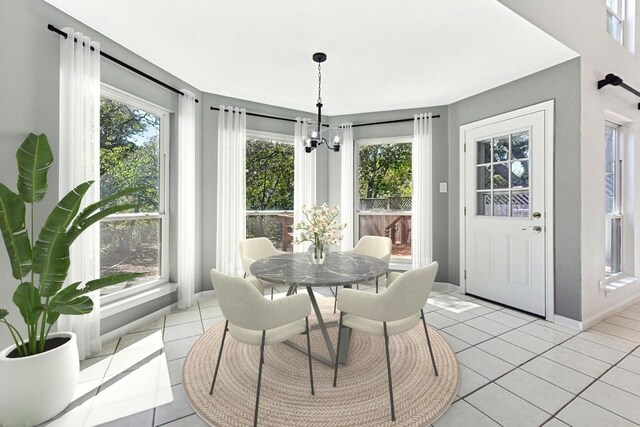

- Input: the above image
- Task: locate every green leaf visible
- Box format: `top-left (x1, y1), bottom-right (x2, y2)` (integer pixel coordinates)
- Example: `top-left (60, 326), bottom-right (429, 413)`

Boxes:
top-left (34, 226), bottom-right (70, 297)
top-left (33, 182), bottom-right (92, 296)
top-left (46, 311), bottom-right (60, 325)
top-left (84, 273), bottom-right (142, 293)
top-left (49, 281), bottom-right (83, 305)
top-left (16, 133), bottom-right (54, 203)
top-left (71, 186), bottom-right (147, 229)
top-left (49, 296), bottom-right (93, 315)
top-left (12, 283), bottom-right (43, 326)
top-left (0, 183), bottom-right (32, 279)
top-left (0, 308), bottom-right (8, 321)
top-left (67, 203), bottom-right (138, 244)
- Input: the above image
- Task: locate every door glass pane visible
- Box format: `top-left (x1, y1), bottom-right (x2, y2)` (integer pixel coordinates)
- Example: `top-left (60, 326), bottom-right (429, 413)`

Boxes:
top-left (511, 191), bottom-right (530, 218)
top-left (477, 140), bottom-right (492, 164)
top-left (100, 218), bottom-right (161, 295)
top-left (493, 192), bottom-right (509, 216)
top-left (477, 192), bottom-right (491, 216)
top-left (511, 131), bottom-right (529, 159)
top-left (493, 163), bottom-right (509, 189)
top-left (493, 136), bottom-right (509, 162)
top-left (511, 161), bottom-right (529, 188)
top-left (477, 165), bottom-right (491, 190)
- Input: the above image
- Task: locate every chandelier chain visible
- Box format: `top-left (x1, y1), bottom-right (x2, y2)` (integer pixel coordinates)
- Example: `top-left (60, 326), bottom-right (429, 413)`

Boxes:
top-left (317, 62), bottom-right (322, 104)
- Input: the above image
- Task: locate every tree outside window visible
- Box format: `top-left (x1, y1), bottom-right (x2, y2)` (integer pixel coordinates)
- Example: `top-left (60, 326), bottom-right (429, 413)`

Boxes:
top-left (245, 135), bottom-right (295, 251)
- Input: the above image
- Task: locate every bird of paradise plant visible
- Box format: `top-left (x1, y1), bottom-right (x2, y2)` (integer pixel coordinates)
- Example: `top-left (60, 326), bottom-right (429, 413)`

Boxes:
top-left (0, 133), bottom-right (144, 357)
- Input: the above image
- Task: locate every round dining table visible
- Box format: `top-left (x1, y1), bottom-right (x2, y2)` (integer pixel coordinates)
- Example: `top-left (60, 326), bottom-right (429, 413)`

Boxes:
top-left (250, 252), bottom-right (388, 366)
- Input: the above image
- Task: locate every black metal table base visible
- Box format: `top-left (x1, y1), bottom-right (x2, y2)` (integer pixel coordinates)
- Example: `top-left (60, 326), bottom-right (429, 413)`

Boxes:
top-left (284, 285), bottom-right (352, 367)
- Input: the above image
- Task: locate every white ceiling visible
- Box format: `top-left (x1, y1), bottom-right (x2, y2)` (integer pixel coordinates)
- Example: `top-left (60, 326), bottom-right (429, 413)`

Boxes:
top-left (44, 0), bottom-right (577, 115)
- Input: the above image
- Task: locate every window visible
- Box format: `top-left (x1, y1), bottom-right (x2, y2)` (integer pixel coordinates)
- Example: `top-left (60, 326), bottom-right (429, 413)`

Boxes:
top-left (356, 138), bottom-right (412, 260)
top-left (476, 131), bottom-right (530, 217)
top-left (607, 0), bottom-right (625, 44)
top-left (605, 121), bottom-right (622, 275)
top-left (99, 86), bottom-right (170, 296)
top-left (246, 131), bottom-right (295, 251)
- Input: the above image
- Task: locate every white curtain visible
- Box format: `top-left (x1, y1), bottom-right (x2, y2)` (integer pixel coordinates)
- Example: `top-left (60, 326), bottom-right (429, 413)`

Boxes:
top-left (412, 113), bottom-right (433, 268)
top-left (340, 123), bottom-right (354, 251)
top-left (293, 118), bottom-right (316, 252)
top-left (57, 28), bottom-right (101, 360)
top-left (177, 90), bottom-right (197, 308)
top-left (216, 106), bottom-right (247, 275)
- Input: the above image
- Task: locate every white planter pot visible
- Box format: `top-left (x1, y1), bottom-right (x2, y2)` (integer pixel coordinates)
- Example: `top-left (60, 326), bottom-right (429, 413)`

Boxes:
top-left (0, 332), bottom-right (79, 427)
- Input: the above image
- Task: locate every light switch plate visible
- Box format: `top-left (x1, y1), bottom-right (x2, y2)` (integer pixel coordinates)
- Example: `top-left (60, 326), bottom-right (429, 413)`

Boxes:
top-left (439, 182), bottom-right (447, 193)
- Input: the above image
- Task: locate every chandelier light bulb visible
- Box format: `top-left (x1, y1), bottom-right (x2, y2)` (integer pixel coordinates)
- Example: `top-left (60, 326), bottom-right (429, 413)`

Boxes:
top-left (311, 130), bottom-right (318, 139)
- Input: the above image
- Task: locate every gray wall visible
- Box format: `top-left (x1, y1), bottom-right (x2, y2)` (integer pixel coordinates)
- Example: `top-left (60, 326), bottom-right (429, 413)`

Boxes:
top-left (200, 93), bottom-right (320, 290)
top-left (0, 0), bottom-right (204, 341)
top-left (448, 58), bottom-right (582, 320)
top-left (0, 0), bottom-right (583, 346)
top-left (327, 107), bottom-right (450, 282)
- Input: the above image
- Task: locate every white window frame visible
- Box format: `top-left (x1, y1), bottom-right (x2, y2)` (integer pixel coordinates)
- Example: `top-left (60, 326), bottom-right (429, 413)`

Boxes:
top-left (355, 136), bottom-right (413, 266)
top-left (604, 120), bottom-right (623, 278)
top-left (99, 84), bottom-right (171, 305)
top-left (606, 0), bottom-right (625, 44)
top-left (245, 130), bottom-right (295, 249)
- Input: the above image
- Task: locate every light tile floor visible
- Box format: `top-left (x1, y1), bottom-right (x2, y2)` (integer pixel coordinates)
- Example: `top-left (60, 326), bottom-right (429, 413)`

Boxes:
top-left (50, 284), bottom-right (640, 426)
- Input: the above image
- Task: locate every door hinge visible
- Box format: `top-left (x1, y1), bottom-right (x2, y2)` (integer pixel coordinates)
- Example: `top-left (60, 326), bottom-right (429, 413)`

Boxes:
top-left (464, 206), bottom-right (466, 216)
top-left (464, 270), bottom-right (467, 280)
top-left (464, 143), bottom-right (466, 153)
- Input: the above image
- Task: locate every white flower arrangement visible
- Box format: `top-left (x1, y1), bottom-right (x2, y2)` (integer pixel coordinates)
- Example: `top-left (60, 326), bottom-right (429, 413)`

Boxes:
top-left (295, 204), bottom-right (347, 251)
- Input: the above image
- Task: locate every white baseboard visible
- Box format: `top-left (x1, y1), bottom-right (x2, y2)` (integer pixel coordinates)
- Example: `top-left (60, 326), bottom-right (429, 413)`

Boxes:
top-left (553, 314), bottom-right (583, 331)
top-left (101, 302), bottom-right (177, 345)
top-left (582, 293), bottom-right (640, 330)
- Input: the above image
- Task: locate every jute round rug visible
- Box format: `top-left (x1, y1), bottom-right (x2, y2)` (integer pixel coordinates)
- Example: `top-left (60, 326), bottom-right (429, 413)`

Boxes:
top-left (183, 297), bottom-right (459, 426)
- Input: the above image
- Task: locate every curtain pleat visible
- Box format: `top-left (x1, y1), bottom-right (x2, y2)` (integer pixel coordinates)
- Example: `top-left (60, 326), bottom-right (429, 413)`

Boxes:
top-left (177, 90), bottom-right (197, 308)
top-left (340, 123), bottom-right (354, 251)
top-left (57, 29), bottom-right (101, 360)
top-left (412, 113), bottom-right (433, 268)
top-left (216, 106), bottom-right (247, 275)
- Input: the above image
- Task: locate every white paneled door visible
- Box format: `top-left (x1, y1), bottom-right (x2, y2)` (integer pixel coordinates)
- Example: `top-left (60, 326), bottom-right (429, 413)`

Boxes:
top-left (462, 106), bottom-right (550, 316)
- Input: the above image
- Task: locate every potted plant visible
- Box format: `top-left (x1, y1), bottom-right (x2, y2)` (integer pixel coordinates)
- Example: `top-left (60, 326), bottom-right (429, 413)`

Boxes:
top-left (0, 133), bottom-right (144, 427)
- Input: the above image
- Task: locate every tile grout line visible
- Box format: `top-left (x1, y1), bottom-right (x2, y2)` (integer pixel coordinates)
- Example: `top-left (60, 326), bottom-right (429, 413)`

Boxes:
top-left (540, 343), bottom-right (640, 426)
top-left (459, 330), bottom-right (583, 425)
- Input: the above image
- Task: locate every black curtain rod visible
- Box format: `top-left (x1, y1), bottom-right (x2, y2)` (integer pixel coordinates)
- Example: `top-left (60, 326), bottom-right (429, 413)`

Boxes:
top-left (210, 106), bottom-right (329, 127)
top-left (210, 106), bottom-right (439, 128)
top-left (48, 24), bottom-right (199, 103)
top-left (598, 73), bottom-right (640, 109)
top-left (352, 115), bottom-right (440, 128)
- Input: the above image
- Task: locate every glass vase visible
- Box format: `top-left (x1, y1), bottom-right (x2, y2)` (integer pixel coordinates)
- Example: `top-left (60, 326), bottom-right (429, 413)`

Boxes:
top-left (307, 244), bottom-right (327, 265)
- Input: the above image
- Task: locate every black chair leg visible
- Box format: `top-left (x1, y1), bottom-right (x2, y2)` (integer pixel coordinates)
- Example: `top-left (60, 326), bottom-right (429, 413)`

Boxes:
top-left (421, 309), bottom-right (438, 376)
top-left (333, 286), bottom-right (338, 314)
top-left (270, 287), bottom-right (274, 300)
top-left (305, 317), bottom-right (315, 395)
top-left (376, 277), bottom-right (379, 294)
top-left (209, 320), bottom-right (229, 395)
top-left (254, 330), bottom-right (266, 427)
top-left (383, 322), bottom-right (396, 421)
top-left (333, 311), bottom-right (345, 387)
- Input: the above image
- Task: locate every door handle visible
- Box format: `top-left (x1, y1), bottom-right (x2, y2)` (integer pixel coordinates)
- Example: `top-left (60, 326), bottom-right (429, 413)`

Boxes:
top-left (522, 226), bottom-right (542, 233)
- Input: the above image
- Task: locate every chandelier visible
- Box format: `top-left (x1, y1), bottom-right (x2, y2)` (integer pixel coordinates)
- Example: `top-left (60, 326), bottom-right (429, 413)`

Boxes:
top-left (304, 52), bottom-right (341, 153)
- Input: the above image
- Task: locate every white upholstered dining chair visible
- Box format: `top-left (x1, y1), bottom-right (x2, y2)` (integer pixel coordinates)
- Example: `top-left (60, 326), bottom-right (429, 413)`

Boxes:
top-left (333, 262), bottom-right (439, 421)
top-left (239, 237), bottom-right (284, 299)
top-left (347, 235), bottom-right (392, 293)
top-left (209, 269), bottom-right (315, 427)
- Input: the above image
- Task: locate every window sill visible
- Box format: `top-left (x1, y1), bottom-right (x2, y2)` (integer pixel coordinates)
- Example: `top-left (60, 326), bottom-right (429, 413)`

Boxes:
top-left (100, 282), bottom-right (177, 318)
top-left (599, 275), bottom-right (639, 294)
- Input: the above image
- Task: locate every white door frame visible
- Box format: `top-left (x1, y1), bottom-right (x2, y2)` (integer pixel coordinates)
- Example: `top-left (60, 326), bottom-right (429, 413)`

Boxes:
top-left (459, 100), bottom-right (555, 321)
